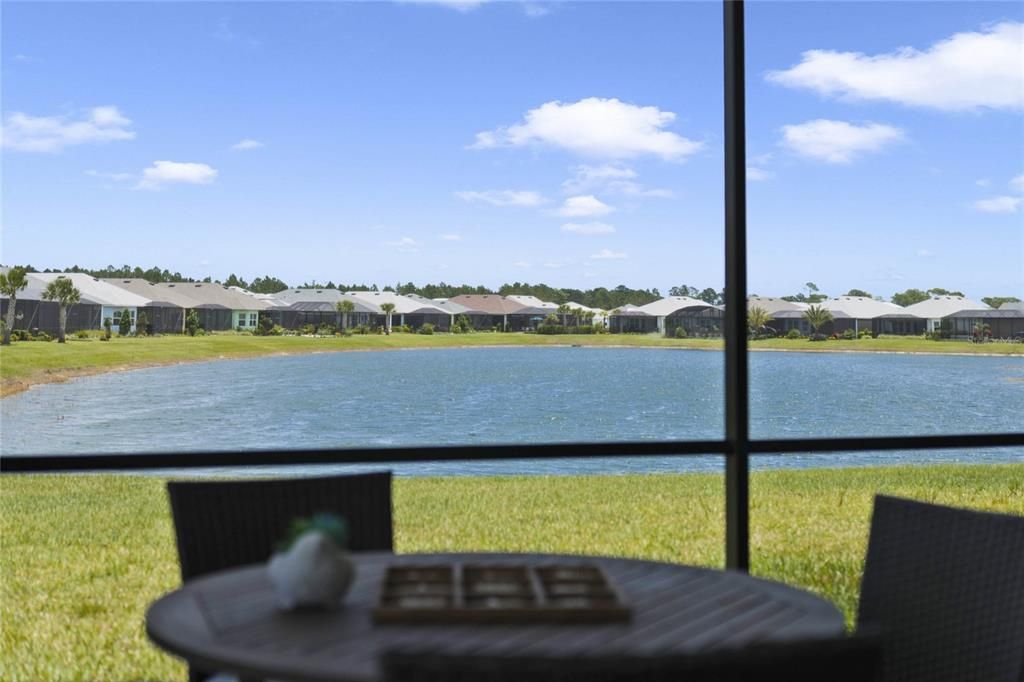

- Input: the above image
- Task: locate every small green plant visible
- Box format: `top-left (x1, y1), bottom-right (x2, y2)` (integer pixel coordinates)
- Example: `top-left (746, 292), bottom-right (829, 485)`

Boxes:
top-left (785, 328), bottom-right (801, 340)
top-left (118, 309), bottom-right (132, 336)
top-left (136, 311), bottom-right (149, 336)
top-left (185, 310), bottom-right (200, 337)
top-left (674, 326), bottom-right (688, 339)
top-left (74, 329), bottom-right (90, 339)
top-left (418, 323), bottom-right (435, 335)
top-left (842, 329), bottom-right (856, 340)
top-left (278, 513), bottom-right (348, 552)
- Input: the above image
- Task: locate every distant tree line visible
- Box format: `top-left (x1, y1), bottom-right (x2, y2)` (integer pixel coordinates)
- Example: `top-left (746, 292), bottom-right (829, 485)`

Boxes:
top-left (5, 265), bottom-right (1019, 309)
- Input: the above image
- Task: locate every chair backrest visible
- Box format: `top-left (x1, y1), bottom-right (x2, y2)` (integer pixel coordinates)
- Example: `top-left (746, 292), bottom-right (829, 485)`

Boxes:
top-left (167, 472), bottom-right (393, 582)
top-left (858, 494), bottom-right (1024, 682)
top-left (381, 635), bottom-right (883, 682)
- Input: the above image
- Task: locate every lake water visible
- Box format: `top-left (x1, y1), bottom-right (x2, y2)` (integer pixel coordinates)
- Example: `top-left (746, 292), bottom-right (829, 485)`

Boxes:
top-left (2, 347), bottom-right (1021, 476)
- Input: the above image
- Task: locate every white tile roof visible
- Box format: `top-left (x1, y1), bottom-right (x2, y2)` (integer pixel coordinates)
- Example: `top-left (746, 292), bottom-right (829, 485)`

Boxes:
top-left (638, 296), bottom-right (720, 317)
top-left (31, 273), bottom-right (152, 308)
top-left (344, 291), bottom-right (448, 315)
top-left (821, 296), bottom-right (914, 319)
top-left (506, 295), bottom-right (558, 309)
top-left (905, 296), bottom-right (991, 318)
top-left (747, 296), bottom-right (809, 314)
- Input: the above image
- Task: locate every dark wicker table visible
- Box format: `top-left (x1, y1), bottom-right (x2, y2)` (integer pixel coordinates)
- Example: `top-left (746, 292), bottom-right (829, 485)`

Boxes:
top-left (147, 552), bottom-right (844, 682)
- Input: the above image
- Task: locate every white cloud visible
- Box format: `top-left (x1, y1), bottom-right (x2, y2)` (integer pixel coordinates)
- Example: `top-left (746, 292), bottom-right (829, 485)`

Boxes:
top-left (232, 138), bottom-right (264, 150)
top-left (14, 54), bottom-right (30, 62)
top-left (455, 189), bottom-right (546, 207)
top-left (556, 195), bottom-right (614, 217)
top-left (440, 233), bottom-right (462, 241)
top-left (137, 161), bottom-right (218, 190)
top-left (543, 262), bottom-right (565, 269)
top-left (747, 167), bottom-right (773, 181)
top-left (917, 249), bottom-right (935, 258)
top-left (471, 97), bottom-right (702, 160)
top-left (766, 21), bottom-right (1024, 112)
top-left (562, 163), bottom-right (673, 197)
top-left (522, 3), bottom-right (550, 18)
top-left (385, 237), bottom-right (419, 252)
top-left (973, 196), bottom-right (1021, 214)
top-left (780, 119), bottom-right (903, 164)
top-left (591, 248), bottom-right (627, 260)
top-left (1011, 175), bottom-right (1024, 192)
top-left (975, 178), bottom-right (992, 187)
top-left (561, 222), bottom-right (616, 235)
top-left (1, 105), bottom-right (135, 152)
top-left (513, 261), bottom-right (531, 268)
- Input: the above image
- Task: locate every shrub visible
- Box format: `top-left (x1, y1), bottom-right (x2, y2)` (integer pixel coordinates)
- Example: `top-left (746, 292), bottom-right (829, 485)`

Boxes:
top-left (118, 309), bottom-right (133, 336)
top-left (536, 323), bottom-right (561, 335)
top-left (352, 324), bottom-right (370, 335)
top-left (859, 329), bottom-right (874, 339)
top-left (74, 329), bottom-right (90, 339)
top-left (418, 323), bottom-right (435, 335)
top-left (185, 310), bottom-right (200, 337)
top-left (842, 329), bottom-right (856, 340)
top-left (136, 311), bottom-right (149, 337)
top-left (451, 314), bottom-right (474, 334)
top-left (32, 331), bottom-right (53, 342)
top-left (299, 323), bottom-right (316, 335)
top-left (317, 323), bottom-right (336, 335)
top-left (809, 333), bottom-right (829, 342)
top-left (785, 328), bottom-right (802, 340)
top-left (674, 326), bottom-right (688, 339)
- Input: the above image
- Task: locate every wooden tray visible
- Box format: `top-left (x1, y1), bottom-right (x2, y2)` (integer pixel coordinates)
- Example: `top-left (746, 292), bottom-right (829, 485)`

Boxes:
top-left (373, 563), bottom-right (631, 624)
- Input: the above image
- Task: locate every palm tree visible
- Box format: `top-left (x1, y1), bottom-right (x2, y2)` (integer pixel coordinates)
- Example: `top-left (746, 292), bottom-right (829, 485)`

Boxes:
top-left (556, 303), bottom-right (571, 326)
top-left (803, 304), bottom-right (833, 336)
top-left (0, 266), bottom-right (28, 345)
top-left (336, 299), bottom-right (355, 330)
top-left (747, 305), bottom-right (773, 337)
top-left (41, 276), bottom-right (81, 343)
top-left (380, 302), bottom-right (396, 335)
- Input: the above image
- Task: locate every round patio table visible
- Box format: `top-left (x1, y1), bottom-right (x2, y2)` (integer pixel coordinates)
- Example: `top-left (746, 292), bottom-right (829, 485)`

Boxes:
top-left (147, 552), bottom-right (844, 682)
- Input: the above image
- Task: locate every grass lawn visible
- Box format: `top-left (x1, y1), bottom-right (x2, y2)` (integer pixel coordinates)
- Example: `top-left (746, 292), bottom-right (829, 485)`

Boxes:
top-left (1, 332), bottom-right (1019, 397)
top-left (1, 464), bottom-right (1021, 681)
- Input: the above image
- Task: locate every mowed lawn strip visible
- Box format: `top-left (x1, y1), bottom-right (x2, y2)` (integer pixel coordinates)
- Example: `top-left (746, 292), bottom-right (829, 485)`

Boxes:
top-left (2, 333), bottom-right (1020, 397)
top-left (2, 464), bottom-right (1021, 680)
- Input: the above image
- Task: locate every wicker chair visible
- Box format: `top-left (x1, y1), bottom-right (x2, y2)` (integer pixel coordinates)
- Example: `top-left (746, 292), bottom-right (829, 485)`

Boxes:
top-left (857, 495), bottom-right (1024, 682)
top-left (381, 634), bottom-right (883, 682)
top-left (167, 471), bottom-right (393, 681)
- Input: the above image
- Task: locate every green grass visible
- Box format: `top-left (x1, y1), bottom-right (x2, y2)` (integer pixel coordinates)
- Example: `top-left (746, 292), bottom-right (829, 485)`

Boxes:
top-left (2, 332), bottom-right (1019, 396)
top-left (1, 465), bottom-right (1021, 681)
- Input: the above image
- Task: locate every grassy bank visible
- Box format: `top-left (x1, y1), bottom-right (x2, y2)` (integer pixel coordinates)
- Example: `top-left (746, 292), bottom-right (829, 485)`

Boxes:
top-left (1, 464), bottom-right (1021, 680)
top-left (2, 332), bottom-right (1019, 397)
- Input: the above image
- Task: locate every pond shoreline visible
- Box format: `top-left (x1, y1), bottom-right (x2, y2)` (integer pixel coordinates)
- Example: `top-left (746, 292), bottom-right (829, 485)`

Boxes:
top-left (2, 337), bottom-right (1020, 399)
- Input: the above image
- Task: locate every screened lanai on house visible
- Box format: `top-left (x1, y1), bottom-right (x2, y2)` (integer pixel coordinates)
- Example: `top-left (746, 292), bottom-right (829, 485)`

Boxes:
top-left (101, 279), bottom-right (188, 334)
top-left (821, 296), bottom-right (924, 336)
top-left (637, 296), bottom-right (724, 337)
top-left (268, 289), bottom-right (380, 329)
top-left (344, 291), bottom-right (451, 330)
top-left (0, 269), bottom-right (103, 335)
top-left (905, 296), bottom-right (991, 333)
top-left (31, 272), bottom-right (151, 333)
top-left (607, 304), bottom-right (657, 333)
top-left (151, 282), bottom-right (270, 331)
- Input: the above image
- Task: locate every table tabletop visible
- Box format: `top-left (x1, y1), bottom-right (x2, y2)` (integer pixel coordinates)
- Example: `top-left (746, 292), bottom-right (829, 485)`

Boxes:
top-left (147, 552), bottom-right (844, 682)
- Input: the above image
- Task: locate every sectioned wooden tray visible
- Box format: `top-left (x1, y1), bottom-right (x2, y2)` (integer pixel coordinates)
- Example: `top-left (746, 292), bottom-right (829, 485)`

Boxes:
top-left (372, 563), bottom-right (631, 624)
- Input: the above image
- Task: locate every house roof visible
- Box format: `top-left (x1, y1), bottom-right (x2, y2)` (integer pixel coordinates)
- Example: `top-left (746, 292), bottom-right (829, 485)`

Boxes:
top-left (905, 296), bottom-right (990, 318)
top-left (999, 301), bottom-right (1024, 311)
top-left (0, 268), bottom-right (52, 302)
top-left (344, 291), bottom-right (449, 315)
top-left (101, 279), bottom-right (191, 308)
top-left (747, 296), bottom-right (809, 314)
top-left (30, 273), bottom-right (152, 308)
top-left (405, 294), bottom-right (481, 315)
top-left (271, 289), bottom-right (379, 313)
top-left (448, 295), bottom-right (527, 315)
top-left (610, 304), bottom-right (653, 317)
top-left (821, 296), bottom-right (913, 320)
top-left (638, 296), bottom-right (720, 317)
top-left (505, 295), bottom-right (558, 310)
top-left (152, 282), bottom-right (271, 310)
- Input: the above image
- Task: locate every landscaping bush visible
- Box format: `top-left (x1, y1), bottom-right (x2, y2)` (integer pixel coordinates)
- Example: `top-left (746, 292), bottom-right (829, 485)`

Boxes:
top-left (299, 324), bottom-right (316, 335)
top-left (74, 330), bottom-right (90, 340)
top-left (535, 323), bottom-right (561, 335)
top-left (674, 326), bottom-right (688, 339)
top-left (418, 323), bottom-right (435, 335)
top-left (118, 309), bottom-right (133, 336)
top-left (842, 329), bottom-right (856, 340)
top-left (859, 329), bottom-right (874, 339)
top-left (317, 323), bottom-right (336, 336)
top-left (184, 310), bottom-right (199, 337)
top-left (785, 329), bottom-right (802, 340)
top-left (32, 331), bottom-right (53, 342)
top-left (810, 333), bottom-right (829, 342)
top-left (352, 324), bottom-right (370, 335)
top-left (451, 314), bottom-right (474, 334)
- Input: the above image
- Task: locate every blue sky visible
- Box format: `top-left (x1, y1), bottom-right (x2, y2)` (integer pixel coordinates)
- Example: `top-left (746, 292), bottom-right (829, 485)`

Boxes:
top-left (2, 1), bottom-right (1022, 300)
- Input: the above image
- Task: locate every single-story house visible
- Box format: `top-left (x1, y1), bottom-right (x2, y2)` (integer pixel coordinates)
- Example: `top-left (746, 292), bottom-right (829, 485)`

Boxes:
top-left (31, 272), bottom-right (151, 333)
top-left (905, 296), bottom-right (990, 333)
top-left (344, 291), bottom-right (451, 331)
top-left (101, 279), bottom-right (189, 333)
top-left (607, 304), bottom-right (657, 333)
top-left (269, 289), bottom-right (381, 329)
top-left (447, 295), bottom-right (530, 331)
top-left (636, 297), bottom-right (724, 337)
top-left (748, 297), bottom-right (809, 335)
top-left (1, 269), bottom-right (104, 335)
top-left (151, 282), bottom-right (270, 331)
top-left (943, 309), bottom-right (1024, 340)
top-left (821, 296), bottom-right (924, 336)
